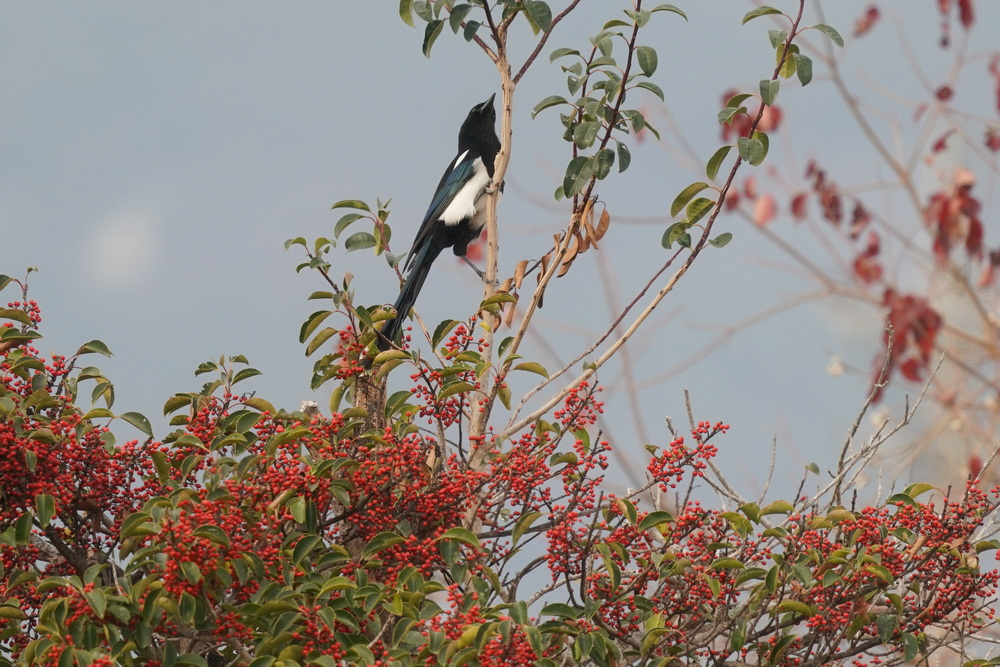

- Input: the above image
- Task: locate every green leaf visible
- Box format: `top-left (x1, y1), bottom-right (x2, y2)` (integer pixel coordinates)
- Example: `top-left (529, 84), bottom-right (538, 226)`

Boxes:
top-left (616, 140), bottom-right (632, 173)
top-left (344, 231), bottom-right (377, 252)
top-left (866, 563), bottom-right (894, 584)
top-left (512, 361), bottom-right (549, 379)
top-left (523, 1), bottom-right (552, 32)
top-left (737, 136), bottom-right (765, 166)
top-left (449, 4), bottom-right (474, 33)
top-left (334, 213), bottom-right (366, 238)
top-left (438, 381), bottom-right (476, 401)
top-left (902, 482), bottom-right (935, 499)
top-left (439, 527), bottom-right (481, 548)
top-left (661, 222), bottom-right (691, 249)
top-left (768, 29), bottom-right (788, 49)
top-left (399, 0), bottom-right (415, 26)
top-left (793, 53), bottom-right (812, 86)
top-left (563, 156), bottom-right (595, 197)
top-left (760, 500), bottom-right (794, 516)
top-left (902, 633), bottom-right (920, 661)
top-left (759, 79), bottom-right (780, 106)
top-left (76, 339), bottom-right (112, 357)
top-left (634, 80), bottom-right (664, 101)
top-left (635, 45), bottom-right (657, 77)
top-left (532, 95), bottom-right (568, 118)
top-left (422, 19), bottom-right (444, 57)
top-left (686, 197), bottom-right (715, 225)
top-left (331, 199), bottom-right (371, 212)
top-left (550, 47), bottom-right (581, 62)
top-left (573, 121), bottom-right (601, 149)
top-left (876, 613), bottom-right (898, 642)
top-left (512, 511), bottom-right (543, 546)
top-left (541, 603), bottom-right (579, 619)
top-left (463, 20), bottom-right (481, 41)
top-left (726, 93), bottom-right (754, 109)
top-left (708, 557), bottom-right (744, 570)
top-left (244, 397), bottom-right (276, 414)
top-left (14, 512), bottom-right (32, 545)
top-left (650, 4), bottom-right (687, 19)
top-left (35, 493), bottom-right (55, 529)
top-left (432, 319), bottom-right (462, 348)
top-left (812, 23), bottom-right (844, 47)
top-left (709, 232), bottom-right (733, 248)
top-left (670, 182), bottom-right (709, 217)
top-left (120, 411), bottom-right (153, 438)
top-left (362, 532), bottom-right (405, 559)
top-left (742, 6), bottom-right (783, 24)
top-left (637, 510), bottom-right (674, 532)
top-left (777, 600), bottom-right (814, 617)
top-left (305, 327), bottom-right (337, 357)
top-left (886, 493), bottom-right (919, 508)
top-left (0, 308), bottom-right (30, 326)
top-left (706, 145), bottom-right (731, 180)
top-left (594, 147), bottom-right (615, 180)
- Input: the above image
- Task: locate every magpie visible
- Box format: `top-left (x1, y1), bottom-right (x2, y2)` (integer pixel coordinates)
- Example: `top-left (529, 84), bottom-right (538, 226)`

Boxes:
top-left (375, 94), bottom-right (502, 352)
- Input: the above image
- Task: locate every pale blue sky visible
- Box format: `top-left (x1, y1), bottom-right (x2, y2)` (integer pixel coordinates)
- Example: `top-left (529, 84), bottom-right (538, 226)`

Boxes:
top-left (2, 2), bottom-right (997, 496)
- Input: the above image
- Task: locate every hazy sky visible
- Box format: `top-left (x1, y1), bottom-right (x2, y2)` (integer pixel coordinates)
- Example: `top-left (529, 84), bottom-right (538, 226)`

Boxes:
top-left (2, 2), bottom-right (997, 497)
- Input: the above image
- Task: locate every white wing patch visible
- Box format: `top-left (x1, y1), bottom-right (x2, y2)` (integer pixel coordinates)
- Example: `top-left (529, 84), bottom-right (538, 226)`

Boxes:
top-left (440, 155), bottom-right (491, 227)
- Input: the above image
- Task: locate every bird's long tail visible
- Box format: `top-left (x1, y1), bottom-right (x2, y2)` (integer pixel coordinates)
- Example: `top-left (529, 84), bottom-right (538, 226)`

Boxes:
top-left (376, 242), bottom-right (443, 352)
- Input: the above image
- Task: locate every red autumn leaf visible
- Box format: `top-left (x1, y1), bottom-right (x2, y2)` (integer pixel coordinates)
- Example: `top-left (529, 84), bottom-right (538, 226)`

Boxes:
top-left (852, 232), bottom-right (883, 285)
top-left (990, 56), bottom-right (1000, 115)
top-left (790, 192), bottom-right (809, 221)
top-left (969, 454), bottom-right (983, 480)
top-left (931, 129), bottom-right (955, 153)
top-left (724, 187), bottom-right (740, 211)
top-left (900, 358), bottom-right (924, 382)
top-left (849, 201), bottom-right (872, 239)
top-left (853, 5), bottom-right (880, 37)
top-left (819, 185), bottom-right (842, 226)
top-left (753, 194), bottom-right (776, 227)
top-left (879, 289), bottom-right (943, 393)
top-left (957, 0), bottom-right (974, 28)
top-left (986, 127), bottom-right (1000, 152)
top-left (757, 105), bottom-right (783, 132)
top-left (935, 85), bottom-right (954, 102)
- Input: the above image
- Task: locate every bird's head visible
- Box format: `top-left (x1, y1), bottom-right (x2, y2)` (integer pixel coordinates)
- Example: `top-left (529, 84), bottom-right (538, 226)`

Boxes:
top-left (458, 93), bottom-right (499, 153)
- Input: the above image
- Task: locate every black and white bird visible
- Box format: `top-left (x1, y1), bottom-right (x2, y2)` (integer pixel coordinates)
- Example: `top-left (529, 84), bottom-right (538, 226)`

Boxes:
top-left (376, 94), bottom-right (502, 352)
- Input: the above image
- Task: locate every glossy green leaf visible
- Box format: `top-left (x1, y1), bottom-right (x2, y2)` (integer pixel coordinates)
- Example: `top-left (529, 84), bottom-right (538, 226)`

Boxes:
top-left (793, 53), bottom-right (813, 86)
top-left (670, 182), bottom-right (709, 217)
top-left (76, 339), bottom-right (112, 357)
top-left (759, 78), bottom-right (780, 106)
top-left (532, 95), bottom-right (568, 118)
top-left (812, 23), bottom-right (844, 47)
top-left (399, 0), bottom-right (415, 27)
top-left (709, 232), bottom-right (733, 248)
top-left (344, 231), bottom-right (377, 252)
top-left (524, 1), bottom-right (552, 32)
top-left (706, 145), bottom-right (731, 180)
top-left (742, 6), bottom-right (782, 24)
top-left (120, 411), bottom-right (153, 438)
top-left (439, 527), bottom-right (481, 548)
top-left (636, 45), bottom-right (657, 77)
top-left (35, 493), bottom-right (55, 529)
top-left (331, 199), bottom-right (371, 212)
top-left (422, 19), bottom-right (444, 57)
top-left (512, 361), bottom-right (549, 379)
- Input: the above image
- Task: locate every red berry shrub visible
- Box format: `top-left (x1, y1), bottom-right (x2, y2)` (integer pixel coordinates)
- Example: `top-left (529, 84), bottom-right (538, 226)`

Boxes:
top-left (1, 283), bottom-right (999, 665)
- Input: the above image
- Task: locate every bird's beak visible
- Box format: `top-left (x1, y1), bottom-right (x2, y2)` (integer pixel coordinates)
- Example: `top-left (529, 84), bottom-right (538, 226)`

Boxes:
top-left (483, 93), bottom-right (496, 109)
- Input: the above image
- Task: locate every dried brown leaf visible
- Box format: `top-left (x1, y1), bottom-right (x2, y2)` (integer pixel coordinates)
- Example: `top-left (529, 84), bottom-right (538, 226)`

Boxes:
top-left (513, 260), bottom-right (528, 289)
